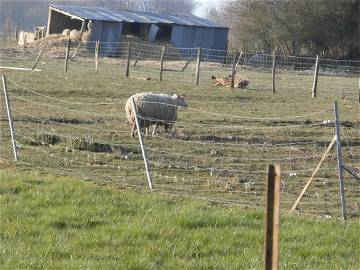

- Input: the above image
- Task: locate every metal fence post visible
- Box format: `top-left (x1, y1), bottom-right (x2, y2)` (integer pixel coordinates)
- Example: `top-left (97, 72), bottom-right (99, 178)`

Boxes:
top-left (195, 47), bottom-right (202, 86)
top-left (334, 100), bottom-right (347, 220)
top-left (264, 164), bottom-right (281, 270)
top-left (159, 45), bottom-right (166, 81)
top-left (131, 97), bottom-right (153, 191)
top-left (64, 38), bottom-right (70, 73)
top-left (1, 76), bottom-right (18, 161)
top-left (125, 42), bottom-right (131, 77)
top-left (312, 55), bottom-right (320, 98)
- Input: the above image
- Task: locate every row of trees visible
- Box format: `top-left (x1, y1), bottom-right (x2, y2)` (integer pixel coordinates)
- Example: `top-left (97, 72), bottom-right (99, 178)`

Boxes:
top-left (207, 0), bottom-right (359, 59)
top-left (2, 0), bottom-right (358, 59)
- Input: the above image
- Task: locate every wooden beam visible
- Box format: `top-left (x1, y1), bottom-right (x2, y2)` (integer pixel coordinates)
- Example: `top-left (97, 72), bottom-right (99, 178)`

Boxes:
top-left (291, 136), bottom-right (336, 211)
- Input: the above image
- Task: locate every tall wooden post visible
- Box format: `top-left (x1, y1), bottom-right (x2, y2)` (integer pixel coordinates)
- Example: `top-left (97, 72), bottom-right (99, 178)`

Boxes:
top-left (272, 52), bottom-right (276, 94)
top-left (334, 101), bottom-right (347, 220)
top-left (1, 76), bottom-right (18, 161)
top-left (312, 55), bottom-right (320, 98)
top-left (159, 45), bottom-right (166, 81)
top-left (64, 38), bottom-right (70, 73)
top-left (125, 42), bottom-right (131, 77)
top-left (195, 47), bottom-right (202, 86)
top-left (358, 77), bottom-right (360, 102)
top-left (131, 98), bottom-right (153, 191)
top-left (230, 51), bottom-right (238, 89)
top-left (95, 41), bottom-right (100, 72)
top-left (264, 164), bottom-right (281, 270)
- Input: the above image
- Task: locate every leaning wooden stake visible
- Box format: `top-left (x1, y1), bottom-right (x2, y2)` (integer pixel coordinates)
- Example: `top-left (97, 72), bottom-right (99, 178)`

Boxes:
top-left (334, 101), bottom-right (347, 220)
top-left (1, 76), bottom-right (18, 161)
top-left (159, 46), bottom-right (166, 81)
top-left (125, 42), bottom-right (131, 77)
top-left (64, 38), bottom-right (70, 73)
top-left (195, 47), bottom-right (202, 86)
top-left (235, 51), bottom-right (243, 73)
top-left (32, 41), bottom-right (47, 70)
top-left (264, 164), bottom-right (281, 270)
top-left (131, 97), bottom-right (153, 191)
top-left (312, 54), bottom-right (320, 98)
top-left (95, 41), bottom-right (100, 72)
top-left (272, 52), bottom-right (276, 93)
top-left (181, 58), bottom-right (192, 72)
top-left (291, 136), bottom-right (336, 211)
top-left (230, 52), bottom-right (238, 89)
top-left (133, 49), bottom-right (143, 68)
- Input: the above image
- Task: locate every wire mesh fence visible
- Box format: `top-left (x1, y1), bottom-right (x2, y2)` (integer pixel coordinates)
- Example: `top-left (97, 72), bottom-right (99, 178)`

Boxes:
top-left (1, 76), bottom-right (359, 218)
top-left (0, 40), bottom-right (359, 100)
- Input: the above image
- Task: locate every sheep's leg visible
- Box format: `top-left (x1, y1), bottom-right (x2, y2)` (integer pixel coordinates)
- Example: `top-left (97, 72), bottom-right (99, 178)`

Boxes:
top-left (152, 124), bottom-right (158, 137)
top-left (131, 124), bottom-right (136, 138)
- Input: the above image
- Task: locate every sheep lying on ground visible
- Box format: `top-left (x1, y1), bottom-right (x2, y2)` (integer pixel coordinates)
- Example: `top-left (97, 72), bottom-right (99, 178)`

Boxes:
top-left (211, 74), bottom-right (250, 89)
top-left (125, 93), bottom-right (188, 138)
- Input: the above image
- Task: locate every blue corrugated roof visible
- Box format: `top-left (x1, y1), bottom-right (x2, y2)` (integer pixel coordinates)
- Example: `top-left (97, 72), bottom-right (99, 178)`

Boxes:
top-left (50, 4), bottom-right (227, 28)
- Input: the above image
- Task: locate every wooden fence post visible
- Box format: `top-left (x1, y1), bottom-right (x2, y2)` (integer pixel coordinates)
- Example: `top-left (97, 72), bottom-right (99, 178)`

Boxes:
top-left (272, 52), bottom-right (276, 94)
top-left (131, 97), bottom-right (153, 191)
top-left (95, 41), bottom-right (100, 72)
top-left (125, 42), bottom-right (131, 77)
top-left (32, 41), bottom-right (47, 70)
top-left (312, 55), bottom-right (320, 98)
top-left (264, 164), bottom-right (281, 270)
top-left (159, 45), bottom-right (166, 81)
top-left (64, 38), bottom-right (70, 73)
top-left (358, 77), bottom-right (360, 102)
top-left (231, 51), bottom-right (238, 89)
top-left (334, 101), bottom-right (347, 220)
top-left (1, 76), bottom-right (18, 161)
top-left (195, 47), bottom-right (202, 86)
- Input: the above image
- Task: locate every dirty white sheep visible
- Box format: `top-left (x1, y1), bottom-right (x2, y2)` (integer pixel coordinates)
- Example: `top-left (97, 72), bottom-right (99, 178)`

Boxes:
top-left (125, 93), bottom-right (188, 138)
top-left (62, 29), bottom-right (70, 36)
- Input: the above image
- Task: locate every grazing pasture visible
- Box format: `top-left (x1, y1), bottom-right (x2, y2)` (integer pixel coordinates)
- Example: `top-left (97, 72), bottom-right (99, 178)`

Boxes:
top-left (0, 41), bottom-right (359, 269)
top-left (0, 50), bottom-right (358, 218)
top-left (0, 169), bottom-right (359, 269)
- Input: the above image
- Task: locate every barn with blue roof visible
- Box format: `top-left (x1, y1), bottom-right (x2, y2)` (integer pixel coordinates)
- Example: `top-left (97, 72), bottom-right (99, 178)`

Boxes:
top-left (46, 4), bottom-right (229, 52)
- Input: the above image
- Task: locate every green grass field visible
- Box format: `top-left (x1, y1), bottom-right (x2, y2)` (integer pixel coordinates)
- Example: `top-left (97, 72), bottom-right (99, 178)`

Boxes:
top-left (0, 45), bottom-right (359, 268)
top-left (1, 169), bottom-right (359, 269)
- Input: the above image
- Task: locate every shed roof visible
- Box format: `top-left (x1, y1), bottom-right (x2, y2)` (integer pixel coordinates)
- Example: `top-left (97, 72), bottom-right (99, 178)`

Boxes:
top-left (50, 4), bottom-right (227, 29)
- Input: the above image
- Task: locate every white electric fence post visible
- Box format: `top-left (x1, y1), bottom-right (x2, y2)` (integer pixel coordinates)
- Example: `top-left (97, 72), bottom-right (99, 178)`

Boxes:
top-left (334, 100), bottom-right (347, 220)
top-left (131, 97), bottom-right (153, 191)
top-left (1, 76), bottom-right (18, 161)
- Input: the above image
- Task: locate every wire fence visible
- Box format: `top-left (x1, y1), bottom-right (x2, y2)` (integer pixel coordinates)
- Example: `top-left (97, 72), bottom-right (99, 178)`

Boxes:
top-left (0, 40), bottom-right (359, 101)
top-left (1, 77), bottom-right (359, 219)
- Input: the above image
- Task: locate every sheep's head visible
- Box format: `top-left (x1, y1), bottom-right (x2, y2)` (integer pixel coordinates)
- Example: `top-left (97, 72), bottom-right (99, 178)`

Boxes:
top-left (172, 94), bottom-right (188, 108)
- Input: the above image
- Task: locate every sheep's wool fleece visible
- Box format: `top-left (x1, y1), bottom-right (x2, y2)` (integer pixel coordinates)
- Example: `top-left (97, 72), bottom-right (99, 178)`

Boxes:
top-left (126, 93), bottom-right (178, 124)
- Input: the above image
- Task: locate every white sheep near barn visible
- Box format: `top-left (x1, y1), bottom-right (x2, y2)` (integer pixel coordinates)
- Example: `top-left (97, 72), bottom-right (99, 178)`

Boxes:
top-left (125, 93), bottom-right (188, 138)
